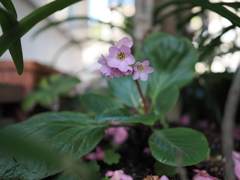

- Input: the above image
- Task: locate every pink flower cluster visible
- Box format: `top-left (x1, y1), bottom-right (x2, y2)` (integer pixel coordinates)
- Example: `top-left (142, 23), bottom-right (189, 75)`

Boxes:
top-left (223, 151), bottom-right (240, 179)
top-left (85, 146), bottom-right (105, 161)
top-left (98, 37), bottom-right (154, 81)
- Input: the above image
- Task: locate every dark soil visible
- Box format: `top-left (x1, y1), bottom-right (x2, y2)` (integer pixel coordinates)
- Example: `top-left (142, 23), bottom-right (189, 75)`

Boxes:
top-left (98, 121), bottom-right (240, 180)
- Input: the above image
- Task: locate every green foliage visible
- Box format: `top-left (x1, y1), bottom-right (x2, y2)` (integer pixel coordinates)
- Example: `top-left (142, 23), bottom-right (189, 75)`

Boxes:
top-left (103, 149), bottom-right (121, 165)
top-left (154, 161), bottom-right (176, 177)
top-left (135, 33), bottom-right (197, 99)
top-left (102, 177), bottom-right (111, 180)
top-left (97, 107), bottom-right (158, 124)
top-left (88, 161), bottom-right (100, 172)
top-left (81, 93), bottom-right (123, 115)
top-left (107, 75), bottom-right (147, 108)
top-left (149, 128), bottom-right (208, 166)
top-left (0, 7), bottom-right (23, 74)
top-left (0, 112), bottom-right (108, 179)
top-left (0, 0), bottom-right (83, 73)
top-left (22, 75), bottom-right (80, 111)
top-left (154, 86), bottom-right (179, 115)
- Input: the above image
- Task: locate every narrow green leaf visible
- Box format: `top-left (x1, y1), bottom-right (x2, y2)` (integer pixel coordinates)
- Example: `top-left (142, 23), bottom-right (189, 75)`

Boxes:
top-left (0, 0), bottom-right (17, 18)
top-left (0, 112), bottom-right (108, 179)
top-left (0, 8), bottom-right (23, 74)
top-left (81, 94), bottom-right (123, 115)
top-left (0, 0), bottom-right (82, 57)
top-left (103, 149), bottom-right (121, 165)
top-left (154, 86), bottom-right (179, 116)
top-left (97, 107), bottom-right (158, 124)
top-left (107, 76), bottom-right (147, 108)
top-left (149, 128), bottom-right (209, 166)
top-left (154, 161), bottom-right (176, 177)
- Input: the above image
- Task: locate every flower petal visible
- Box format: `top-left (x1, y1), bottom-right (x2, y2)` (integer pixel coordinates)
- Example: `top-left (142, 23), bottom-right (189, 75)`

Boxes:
top-left (125, 54), bottom-right (135, 65)
top-left (120, 46), bottom-right (131, 54)
top-left (118, 61), bottom-right (128, 72)
top-left (145, 66), bottom-right (154, 73)
top-left (139, 72), bottom-right (148, 81)
top-left (107, 57), bottom-right (120, 68)
top-left (109, 46), bottom-right (119, 56)
top-left (133, 71), bottom-right (139, 80)
top-left (142, 60), bottom-right (150, 66)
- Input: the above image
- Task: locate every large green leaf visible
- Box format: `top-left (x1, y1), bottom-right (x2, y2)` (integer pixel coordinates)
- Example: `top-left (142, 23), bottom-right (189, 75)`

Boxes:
top-left (0, 112), bottom-right (108, 179)
top-left (154, 86), bottom-right (179, 115)
top-left (0, 7), bottom-right (23, 74)
top-left (81, 94), bottom-right (123, 115)
top-left (107, 76), bottom-right (147, 108)
top-left (0, 0), bottom-right (82, 73)
top-left (154, 161), bottom-right (176, 177)
top-left (97, 107), bottom-right (158, 124)
top-left (135, 33), bottom-right (197, 99)
top-left (149, 128), bottom-right (208, 166)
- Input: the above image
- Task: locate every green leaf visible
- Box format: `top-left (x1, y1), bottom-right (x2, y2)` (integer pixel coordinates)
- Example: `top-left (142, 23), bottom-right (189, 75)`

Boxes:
top-left (0, 112), bottom-right (108, 179)
top-left (81, 93), bottom-right (123, 115)
top-left (88, 161), bottom-right (100, 172)
top-left (103, 149), bottom-right (121, 165)
top-left (154, 161), bottom-right (176, 177)
top-left (0, 0), bottom-right (82, 72)
top-left (97, 107), bottom-right (158, 124)
top-left (0, 0), bottom-right (17, 18)
top-left (102, 177), bottom-right (111, 180)
top-left (149, 128), bottom-right (209, 166)
top-left (135, 33), bottom-right (197, 99)
top-left (0, 7), bottom-right (23, 74)
top-left (154, 0), bottom-right (240, 28)
top-left (107, 76), bottom-right (147, 108)
top-left (154, 86), bottom-right (179, 115)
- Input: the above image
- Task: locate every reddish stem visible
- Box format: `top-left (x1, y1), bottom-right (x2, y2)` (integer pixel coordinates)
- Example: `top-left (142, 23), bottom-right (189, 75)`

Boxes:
top-left (135, 80), bottom-right (148, 114)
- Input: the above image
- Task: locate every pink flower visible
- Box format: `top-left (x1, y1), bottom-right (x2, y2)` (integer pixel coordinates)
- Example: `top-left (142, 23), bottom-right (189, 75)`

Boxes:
top-left (180, 114), bottom-right (191, 125)
top-left (107, 46), bottom-right (135, 72)
top-left (235, 163), bottom-right (240, 180)
top-left (105, 170), bottom-right (133, 180)
top-left (105, 123), bottom-right (129, 144)
top-left (85, 146), bottom-right (105, 160)
top-left (192, 170), bottom-right (218, 180)
top-left (133, 61), bottom-right (154, 81)
top-left (143, 175), bottom-right (169, 180)
top-left (98, 55), bottom-right (112, 77)
top-left (117, 37), bottom-right (133, 48)
top-left (143, 147), bottom-right (151, 155)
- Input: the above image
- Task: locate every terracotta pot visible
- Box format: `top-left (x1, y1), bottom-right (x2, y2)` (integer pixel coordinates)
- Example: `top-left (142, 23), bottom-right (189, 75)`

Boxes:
top-left (0, 61), bottom-right (61, 100)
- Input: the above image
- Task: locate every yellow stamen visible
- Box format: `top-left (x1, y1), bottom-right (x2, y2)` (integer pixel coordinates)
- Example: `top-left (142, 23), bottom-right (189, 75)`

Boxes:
top-left (117, 52), bottom-right (126, 60)
top-left (137, 64), bottom-right (144, 70)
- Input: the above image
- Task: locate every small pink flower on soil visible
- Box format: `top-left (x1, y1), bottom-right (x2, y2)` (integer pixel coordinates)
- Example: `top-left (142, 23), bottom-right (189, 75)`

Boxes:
top-left (105, 170), bottom-right (133, 180)
top-left (192, 169), bottom-right (218, 180)
top-left (133, 61), bottom-right (154, 81)
top-left (107, 46), bottom-right (135, 72)
top-left (116, 37), bottom-right (133, 48)
top-left (180, 114), bottom-right (191, 125)
top-left (235, 163), bottom-right (240, 180)
top-left (105, 122), bottom-right (129, 144)
top-left (85, 146), bottom-right (105, 160)
top-left (143, 175), bottom-right (169, 180)
top-left (143, 147), bottom-right (151, 155)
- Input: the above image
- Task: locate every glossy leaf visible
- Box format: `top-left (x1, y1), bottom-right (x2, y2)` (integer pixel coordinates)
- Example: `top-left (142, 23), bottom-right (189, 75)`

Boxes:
top-left (81, 94), bottom-right (123, 115)
top-left (0, 0), bottom-right (82, 72)
top-left (107, 76), bottom-right (147, 108)
top-left (0, 0), bottom-right (17, 18)
top-left (154, 86), bottom-right (179, 115)
top-left (97, 107), bottom-right (158, 124)
top-left (0, 7), bottom-right (23, 74)
top-left (0, 112), bottom-right (108, 179)
top-left (135, 33), bottom-right (197, 99)
top-left (154, 161), bottom-right (176, 177)
top-left (149, 128), bottom-right (208, 166)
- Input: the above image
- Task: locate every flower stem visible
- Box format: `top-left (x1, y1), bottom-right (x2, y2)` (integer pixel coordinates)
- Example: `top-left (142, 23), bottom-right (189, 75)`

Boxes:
top-left (135, 80), bottom-right (148, 114)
